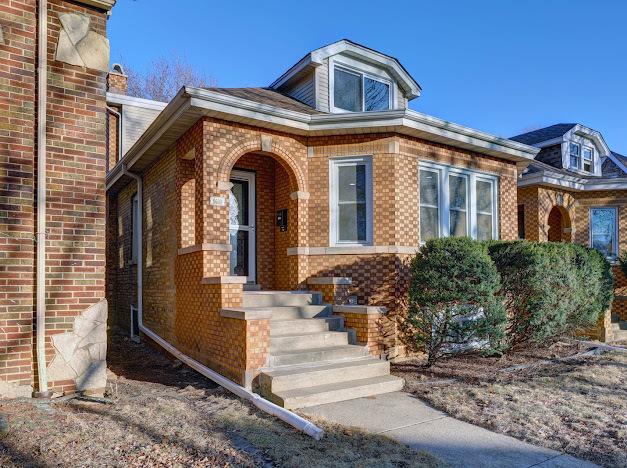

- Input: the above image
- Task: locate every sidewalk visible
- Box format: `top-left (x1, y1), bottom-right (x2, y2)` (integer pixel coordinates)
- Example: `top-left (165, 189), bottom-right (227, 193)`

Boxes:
top-left (300, 392), bottom-right (597, 468)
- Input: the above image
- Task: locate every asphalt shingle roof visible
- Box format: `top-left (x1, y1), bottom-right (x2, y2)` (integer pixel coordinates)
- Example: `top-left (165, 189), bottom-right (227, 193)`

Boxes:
top-left (510, 124), bottom-right (577, 145)
top-left (205, 87), bottom-right (322, 115)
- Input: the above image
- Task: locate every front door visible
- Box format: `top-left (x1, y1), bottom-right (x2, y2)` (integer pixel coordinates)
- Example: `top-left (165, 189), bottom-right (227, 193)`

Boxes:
top-left (229, 170), bottom-right (256, 283)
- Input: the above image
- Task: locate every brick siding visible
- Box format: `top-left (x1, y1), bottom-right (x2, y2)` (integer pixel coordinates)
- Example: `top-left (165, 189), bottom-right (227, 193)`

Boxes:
top-left (1, 0), bottom-right (110, 396)
top-left (107, 116), bottom-right (520, 381)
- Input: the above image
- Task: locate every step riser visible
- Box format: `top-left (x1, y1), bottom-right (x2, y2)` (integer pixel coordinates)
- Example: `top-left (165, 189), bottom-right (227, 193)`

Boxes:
top-left (261, 361), bottom-right (390, 394)
top-left (268, 347), bottom-right (369, 367)
top-left (270, 332), bottom-right (348, 353)
top-left (272, 378), bottom-right (405, 410)
top-left (243, 292), bottom-right (322, 307)
top-left (268, 306), bottom-right (331, 321)
top-left (270, 317), bottom-right (343, 336)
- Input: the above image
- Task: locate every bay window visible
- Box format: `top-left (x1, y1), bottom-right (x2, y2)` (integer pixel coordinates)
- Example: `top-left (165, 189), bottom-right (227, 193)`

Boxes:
top-left (590, 207), bottom-right (617, 258)
top-left (419, 163), bottom-right (498, 242)
top-left (333, 65), bottom-right (391, 112)
top-left (330, 157), bottom-right (373, 245)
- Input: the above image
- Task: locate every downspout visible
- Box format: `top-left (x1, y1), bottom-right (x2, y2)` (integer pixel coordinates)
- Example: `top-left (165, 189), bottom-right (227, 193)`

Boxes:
top-left (121, 166), bottom-right (322, 439)
top-left (34, 0), bottom-right (51, 398)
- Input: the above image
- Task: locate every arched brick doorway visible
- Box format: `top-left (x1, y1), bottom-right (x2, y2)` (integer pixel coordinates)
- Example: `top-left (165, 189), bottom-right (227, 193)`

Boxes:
top-left (547, 205), bottom-right (572, 242)
top-left (227, 151), bottom-right (303, 290)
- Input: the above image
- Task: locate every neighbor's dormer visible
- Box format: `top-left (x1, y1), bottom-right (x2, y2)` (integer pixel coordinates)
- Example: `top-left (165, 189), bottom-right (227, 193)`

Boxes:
top-left (269, 39), bottom-right (421, 113)
top-left (511, 123), bottom-right (622, 177)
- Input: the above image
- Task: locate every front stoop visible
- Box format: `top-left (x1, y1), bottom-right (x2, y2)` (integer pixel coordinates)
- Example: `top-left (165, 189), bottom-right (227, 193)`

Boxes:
top-left (243, 290), bottom-right (404, 409)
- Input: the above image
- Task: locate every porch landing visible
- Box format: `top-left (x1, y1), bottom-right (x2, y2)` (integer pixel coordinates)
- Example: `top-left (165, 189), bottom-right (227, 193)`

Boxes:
top-left (244, 290), bottom-right (404, 409)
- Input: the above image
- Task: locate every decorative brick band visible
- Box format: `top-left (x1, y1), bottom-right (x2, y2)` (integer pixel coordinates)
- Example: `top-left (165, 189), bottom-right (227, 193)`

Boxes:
top-left (307, 277), bottom-right (352, 285)
top-left (333, 305), bottom-right (387, 315)
top-left (286, 246), bottom-right (420, 256)
top-left (290, 191), bottom-right (310, 200)
top-left (201, 276), bottom-right (248, 284)
top-left (178, 243), bottom-right (232, 255)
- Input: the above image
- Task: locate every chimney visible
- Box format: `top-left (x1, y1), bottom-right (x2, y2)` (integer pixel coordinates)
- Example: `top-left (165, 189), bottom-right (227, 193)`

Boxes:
top-left (107, 63), bottom-right (128, 94)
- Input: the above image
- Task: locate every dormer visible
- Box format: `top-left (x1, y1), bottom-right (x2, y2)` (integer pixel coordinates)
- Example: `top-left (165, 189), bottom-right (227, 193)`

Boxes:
top-left (511, 123), bottom-right (625, 178)
top-left (269, 39), bottom-right (421, 113)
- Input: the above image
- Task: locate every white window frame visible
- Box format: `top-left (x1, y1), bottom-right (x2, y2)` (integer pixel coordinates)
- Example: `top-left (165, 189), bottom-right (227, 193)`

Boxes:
top-left (329, 156), bottom-right (373, 246)
top-left (419, 168), bottom-right (441, 240)
top-left (569, 142), bottom-right (581, 170)
top-left (582, 146), bottom-right (594, 173)
top-left (589, 206), bottom-right (618, 259)
top-left (448, 172), bottom-right (470, 237)
top-left (131, 193), bottom-right (139, 264)
top-left (330, 60), bottom-right (394, 113)
top-left (419, 162), bottom-right (499, 242)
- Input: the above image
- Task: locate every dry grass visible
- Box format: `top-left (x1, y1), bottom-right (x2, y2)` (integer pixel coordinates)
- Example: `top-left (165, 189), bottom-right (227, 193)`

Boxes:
top-left (393, 345), bottom-right (627, 468)
top-left (0, 334), bottom-right (441, 468)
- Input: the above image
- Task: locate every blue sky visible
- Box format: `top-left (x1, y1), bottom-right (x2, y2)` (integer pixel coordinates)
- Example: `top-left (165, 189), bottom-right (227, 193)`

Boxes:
top-left (109, 0), bottom-right (627, 153)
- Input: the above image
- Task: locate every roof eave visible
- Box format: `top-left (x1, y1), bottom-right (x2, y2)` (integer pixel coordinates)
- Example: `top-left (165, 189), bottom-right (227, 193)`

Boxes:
top-left (106, 87), bottom-right (539, 190)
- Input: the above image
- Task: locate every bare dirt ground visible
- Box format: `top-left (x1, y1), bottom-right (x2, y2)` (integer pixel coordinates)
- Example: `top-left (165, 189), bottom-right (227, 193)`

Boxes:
top-left (392, 341), bottom-right (627, 467)
top-left (0, 333), bottom-right (441, 468)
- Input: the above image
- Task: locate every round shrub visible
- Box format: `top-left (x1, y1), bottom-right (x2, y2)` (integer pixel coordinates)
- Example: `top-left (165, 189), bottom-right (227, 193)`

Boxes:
top-left (408, 237), bottom-right (506, 366)
top-left (487, 240), bottom-right (613, 349)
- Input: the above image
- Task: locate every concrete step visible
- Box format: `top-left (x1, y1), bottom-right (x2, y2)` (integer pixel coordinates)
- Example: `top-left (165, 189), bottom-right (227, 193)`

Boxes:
top-left (270, 331), bottom-right (348, 353)
top-left (268, 345), bottom-right (369, 367)
top-left (267, 375), bottom-right (405, 409)
top-left (270, 317), bottom-right (344, 336)
top-left (243, 291), bottom-right (322, 307)
top-left (610, 321), bottom-right (627, 331)
top-left (260, 358), bottom-right (390, 394)
top-left (264, 305), bottom-right (331, 321)
top-left (610, 329), bottom-right (627, 341)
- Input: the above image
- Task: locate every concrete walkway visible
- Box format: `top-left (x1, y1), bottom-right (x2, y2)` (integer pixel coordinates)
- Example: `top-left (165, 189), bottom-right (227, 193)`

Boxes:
top-left (300, 392), bottom-right (597, 468)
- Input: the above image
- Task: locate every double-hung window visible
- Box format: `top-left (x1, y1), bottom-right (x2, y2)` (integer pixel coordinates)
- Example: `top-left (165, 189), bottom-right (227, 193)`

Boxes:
top-left (582, 147), bottom-right (594, 172)
top-left (330, 157), bottom-right (373, 245)
top-left (131, 193), bottom-right (140, 264)
top-left (333, 66), bottom-right (391, 112)
top-left (590, 207), bottom-right (617, 259)
top-left (569, 143), bottom-right (581, 170)
top-left (419, 163), bottom-right (498, 242)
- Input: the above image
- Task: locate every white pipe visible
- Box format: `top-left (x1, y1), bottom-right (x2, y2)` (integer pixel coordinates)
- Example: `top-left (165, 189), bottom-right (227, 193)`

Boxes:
top-left (34, 0), bottom-right (51, 398)
top-left (122, 166), bottom-right (322, 439)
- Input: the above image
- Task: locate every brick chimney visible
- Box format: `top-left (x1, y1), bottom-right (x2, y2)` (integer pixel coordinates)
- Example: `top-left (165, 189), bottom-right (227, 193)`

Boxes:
top-left (107, 63), bottom-right (128, 94)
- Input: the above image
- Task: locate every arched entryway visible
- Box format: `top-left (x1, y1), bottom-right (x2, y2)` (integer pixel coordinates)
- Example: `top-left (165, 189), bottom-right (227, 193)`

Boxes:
top-left (227, 151), bottom-right (302, 290)
top-left (547, 205), bottom-right (572, 242)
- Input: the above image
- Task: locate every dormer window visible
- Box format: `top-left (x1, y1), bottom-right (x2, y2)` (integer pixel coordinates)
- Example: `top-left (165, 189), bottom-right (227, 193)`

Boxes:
top-left (333, 66), bottom-right (391, 112)
top-left (582, 147), bottom-right (593, 172)
top-left (569, 143), bottom-right (580, 169)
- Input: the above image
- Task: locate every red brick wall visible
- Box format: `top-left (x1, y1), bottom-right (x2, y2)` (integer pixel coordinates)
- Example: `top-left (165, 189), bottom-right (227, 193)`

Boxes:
top-left (0, 0), bottom-right (38, 395)
top-left (1, 0), bottom-right (110, 396)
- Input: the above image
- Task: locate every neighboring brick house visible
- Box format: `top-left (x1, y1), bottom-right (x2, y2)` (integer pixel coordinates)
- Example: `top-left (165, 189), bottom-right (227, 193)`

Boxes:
top-left (105, 40), bottom-right (539, 407)
top-left (0, 0), bottom-right (114, 398)
top-left (513, 123), bottom-right (627, 342)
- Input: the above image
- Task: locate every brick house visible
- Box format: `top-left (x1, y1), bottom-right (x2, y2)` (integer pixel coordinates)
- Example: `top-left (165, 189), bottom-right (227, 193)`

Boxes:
top-left (514, 123), bottom-right (627, 342)
top-left (105, 40), bottom-right (539, 407)
top-left (1, 0), bottom-right (114, 398)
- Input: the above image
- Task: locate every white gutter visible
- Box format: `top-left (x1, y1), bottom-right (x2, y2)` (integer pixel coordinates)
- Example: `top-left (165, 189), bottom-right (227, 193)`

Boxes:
top-left (122, 166), bottom-right (323, 440)
top-left (34, 0), bottom-right (51, 398)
